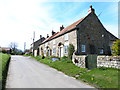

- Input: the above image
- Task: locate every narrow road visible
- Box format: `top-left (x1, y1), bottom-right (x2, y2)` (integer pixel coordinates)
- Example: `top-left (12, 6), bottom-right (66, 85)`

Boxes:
top-left (6, 55), bottom-right (95, 88)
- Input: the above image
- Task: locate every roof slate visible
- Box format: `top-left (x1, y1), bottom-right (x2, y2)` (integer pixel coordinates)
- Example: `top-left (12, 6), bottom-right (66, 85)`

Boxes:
top-left (42, 17), bottom-right (85, 44)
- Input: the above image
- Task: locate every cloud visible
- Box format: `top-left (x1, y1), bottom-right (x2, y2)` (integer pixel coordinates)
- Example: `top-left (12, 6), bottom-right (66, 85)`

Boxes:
top-left (0, 0), bottom-right (64, 50)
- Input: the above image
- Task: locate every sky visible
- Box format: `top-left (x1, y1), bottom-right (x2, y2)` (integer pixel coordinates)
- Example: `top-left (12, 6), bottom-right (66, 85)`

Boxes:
top-left (0, 0), bottom-right (119, 51)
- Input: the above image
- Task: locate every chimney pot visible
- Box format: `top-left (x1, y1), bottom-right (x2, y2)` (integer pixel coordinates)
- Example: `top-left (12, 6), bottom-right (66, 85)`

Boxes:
top-left (47, 34), bottom-right (49, 38)
top-left (88, 5), bottom-right (95, 14)
top-left (52, 30), bottom-right (56, 35)
top-left (60, 25), bottom-right (64, 31)
top-left (40, 35), bottom-right (42, 39)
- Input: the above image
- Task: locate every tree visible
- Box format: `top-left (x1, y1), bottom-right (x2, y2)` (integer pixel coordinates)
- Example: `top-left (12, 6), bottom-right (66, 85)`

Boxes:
top-left (9, 42), bottom-right (18, 55)
top-left (67, 44), bottom-right (75, 60)
top-left (111, 39), bottom-right (120, 56)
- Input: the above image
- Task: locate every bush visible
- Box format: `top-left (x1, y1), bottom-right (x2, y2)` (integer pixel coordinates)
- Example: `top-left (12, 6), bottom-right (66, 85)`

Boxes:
top-left (1, 49), bottom-right (7, 54)
top-left (67, 44), bottom-right (75, 60)
top-left (61, 56), bottom-right (68, 62)
top-left (111, 39), bottom-right (120, 56)
top-left (66, 59), bottom-right (72, 63)
top-left (41, 55), bottom-right (45, 59)
top-left (46, 51), bottom-right (48, 57)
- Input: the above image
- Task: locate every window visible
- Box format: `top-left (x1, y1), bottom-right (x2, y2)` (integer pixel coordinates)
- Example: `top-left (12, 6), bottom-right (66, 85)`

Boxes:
top-left (44, 50), bottom-right (46, 55)
top-left (53, 48), bottom-right (56, 55)
top-left (48, 41), bottom-right (50, 45)
top-left (64, 45), bottom-right (68, 54)
top-left (44, 43), bottom-right (47, 47)
top-left (53, 40), bottom-right (55, 45)
top-left (102, 34), bottom-right (104, 37)
top-left (81, 45), bottom-right (85, 52)
top-left (64, 34), bottom-right (68, 40)
top-left (100, 49), bottom-right (103, 54)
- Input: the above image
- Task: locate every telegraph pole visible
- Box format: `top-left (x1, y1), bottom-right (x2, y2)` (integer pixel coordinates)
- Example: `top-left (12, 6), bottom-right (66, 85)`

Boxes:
top-left (33, 31), bottom-right (35, 56)
top-left (24, 42), bottom-right (26, 53)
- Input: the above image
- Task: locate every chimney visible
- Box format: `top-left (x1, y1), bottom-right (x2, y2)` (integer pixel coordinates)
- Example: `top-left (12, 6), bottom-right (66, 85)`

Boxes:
top-left (47, 34), bottom-right (49, 38)
top-left (60, 25), bottom-right (64, 31)
top-left (88, 5), bottom-right (95, 14)
top-left (40, 35), bottom-right (42, 39)
top-left (52, 30), bottom-right (56, 35)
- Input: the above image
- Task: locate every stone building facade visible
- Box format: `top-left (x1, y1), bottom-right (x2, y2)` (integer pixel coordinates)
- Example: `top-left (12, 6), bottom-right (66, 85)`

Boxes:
top-left (39, 5), bottom-right (118, 57)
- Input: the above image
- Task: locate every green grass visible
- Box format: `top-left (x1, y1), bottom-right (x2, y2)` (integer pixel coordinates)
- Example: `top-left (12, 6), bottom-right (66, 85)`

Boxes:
top-left (32, 56), bottom-right (119, 89)
top-left (0, 53), bottom-right (11, 90)
top-left (32, 56), bottom-right (87, 77)
top-left (79, 67), bottom-right (119, 88)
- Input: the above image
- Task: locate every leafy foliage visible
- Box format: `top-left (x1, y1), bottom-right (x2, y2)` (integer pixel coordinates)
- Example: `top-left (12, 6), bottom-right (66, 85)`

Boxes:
top-left (0, 49), bottom-right (7, 53)
top-left (0, 53), bottom-right (11, 90)
top-left (67, 44), bottom-right (75, 59)
top-left (111, 39), bottom-right (120, 56)
top-left (41, 55), bottom-right (45, 59)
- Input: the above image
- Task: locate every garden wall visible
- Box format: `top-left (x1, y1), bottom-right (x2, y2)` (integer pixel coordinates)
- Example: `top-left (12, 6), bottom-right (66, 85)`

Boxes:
top-left (72, 54), bottom-right (120, 69)
top-left (97, 56), bottom-right (120, 69)
top-left (72, 53), bottom-right (87, 68)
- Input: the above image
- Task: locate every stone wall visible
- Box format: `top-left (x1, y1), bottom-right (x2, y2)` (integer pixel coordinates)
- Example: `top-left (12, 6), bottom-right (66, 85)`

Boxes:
top-left (72, 54), bottom-right (120, 69)
top-left (72, 53), bottom-right (87, 68)
top-left (39, 30), bottom-right (77, 57)
top-left (97, 56), bottom-right (120, 69)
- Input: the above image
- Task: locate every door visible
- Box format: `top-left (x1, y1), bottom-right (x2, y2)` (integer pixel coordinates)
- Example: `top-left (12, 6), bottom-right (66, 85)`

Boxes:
top-left (60, 47), bottom-right (63, 57)
top-left (85, 54), bottom-right (97, 69)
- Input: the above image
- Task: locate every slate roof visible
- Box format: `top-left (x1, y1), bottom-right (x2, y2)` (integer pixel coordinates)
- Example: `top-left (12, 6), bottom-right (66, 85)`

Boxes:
top-left (41, 17), bottom-right (85, 44)
top-left (0, 47), bottom-right (11, 50)
top-left (34, 37), bottom-right (45, 50)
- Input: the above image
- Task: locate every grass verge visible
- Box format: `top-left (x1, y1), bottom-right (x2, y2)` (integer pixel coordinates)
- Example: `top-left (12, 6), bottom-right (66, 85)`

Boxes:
top-left (0, 53), bottom-right (11, 90)
top-left (32, 56), bottom-right (119, 89)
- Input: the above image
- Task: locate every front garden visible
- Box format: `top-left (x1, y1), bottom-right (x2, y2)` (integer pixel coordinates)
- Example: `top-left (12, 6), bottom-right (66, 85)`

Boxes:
top-left (31, 55), bottom-right (119, 89)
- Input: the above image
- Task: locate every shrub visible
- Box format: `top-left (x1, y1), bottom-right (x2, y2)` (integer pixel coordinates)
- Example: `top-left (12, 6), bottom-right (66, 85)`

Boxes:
top-left (111, 39), bottom-right (120, 56)
top-left (67, 44), bottom-right (75, 60)
top-left (46, 51), bottom-right (48, 57)
top-left (61, 56), bottom-right (68, 62)
top-left (66, 58), bottom-right (73, 63)
top-left (1, 49), bottom-right (7, 53)
top-left (41, 55), bottom-right (45, 59)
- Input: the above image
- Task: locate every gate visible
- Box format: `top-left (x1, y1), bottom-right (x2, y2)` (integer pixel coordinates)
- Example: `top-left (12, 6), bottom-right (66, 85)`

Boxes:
top-left (85, 54), bottom-right (97, 69)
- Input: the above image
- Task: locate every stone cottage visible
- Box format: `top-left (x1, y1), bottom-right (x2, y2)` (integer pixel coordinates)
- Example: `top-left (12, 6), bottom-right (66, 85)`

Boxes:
top-left (30, 35), bottom-right (45, 57)
top-left (39, 5), bottom-right (118, 57)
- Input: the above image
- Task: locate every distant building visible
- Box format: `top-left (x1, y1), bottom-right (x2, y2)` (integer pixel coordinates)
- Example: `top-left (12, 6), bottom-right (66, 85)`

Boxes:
top-left (30, 35), bottom-right (45, 56)
top-left (38, 5), bottom-right (118, 57)
top-left (0, 47), bottom-right (11, 54)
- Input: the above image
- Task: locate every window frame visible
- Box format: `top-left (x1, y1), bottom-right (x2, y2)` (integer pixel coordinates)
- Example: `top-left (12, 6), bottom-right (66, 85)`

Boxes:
top-left (64, 45), bottom-right (68, 54)
top-left (64, 34), bottom-right (68, 41)
top-left (53, 40), bottom-right (56, 45)
top-left (81, 45), bottom-right (86, 52)
top-left (53, 47), bottom-right (56, 55)
top-left (100, 49), bottom-right (103, 54)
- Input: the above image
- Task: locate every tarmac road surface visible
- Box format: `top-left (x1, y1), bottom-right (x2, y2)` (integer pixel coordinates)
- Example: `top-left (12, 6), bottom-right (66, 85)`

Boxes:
top-left (6, 55), bottom-right (96, 88)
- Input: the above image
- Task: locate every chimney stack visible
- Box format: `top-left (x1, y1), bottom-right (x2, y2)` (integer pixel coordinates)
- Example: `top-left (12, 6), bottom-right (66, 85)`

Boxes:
top-left (88, 5), bottom-right (95, 14)
top-left (52, 30), bottom-right (56, 35)
top-left (47, 34), bottom-right (49, 38)
top-left (60, 25), bottom-right (64, 31)
top-left (40, 35), bottom-right (42, 39)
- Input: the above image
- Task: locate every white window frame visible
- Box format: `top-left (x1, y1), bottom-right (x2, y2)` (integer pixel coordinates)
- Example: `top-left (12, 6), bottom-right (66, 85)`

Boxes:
top-left (44, 50), bottom-right (46, 55)
top-left (53, 47), bottom-right (56, 55)
top-left (53, 40), bottom-right (56, 45)
top-left (64, 45), bottom-right (68, 54)
top-left (81, 45), bottom-right (86, 52)
top-left (102, 34), bottom-right (104, 37)
top-left (64, 34), bottom-right (68, 40)
top-left (100, 49), bottom-right (103, 54)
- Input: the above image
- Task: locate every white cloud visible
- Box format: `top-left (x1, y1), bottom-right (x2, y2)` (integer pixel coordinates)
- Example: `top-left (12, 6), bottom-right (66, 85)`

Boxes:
top-left (0, 0), bottom-right (63, 50)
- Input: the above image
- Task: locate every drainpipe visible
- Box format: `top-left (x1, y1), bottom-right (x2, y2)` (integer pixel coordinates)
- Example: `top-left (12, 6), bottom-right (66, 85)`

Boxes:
top-left (76, 28), bottom-right (80, 55)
